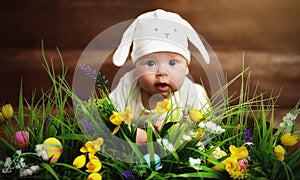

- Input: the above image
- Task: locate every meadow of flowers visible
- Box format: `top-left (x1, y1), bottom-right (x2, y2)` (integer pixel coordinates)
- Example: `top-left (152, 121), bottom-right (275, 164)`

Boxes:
top-left (0, 49), bottom-right (299, 180)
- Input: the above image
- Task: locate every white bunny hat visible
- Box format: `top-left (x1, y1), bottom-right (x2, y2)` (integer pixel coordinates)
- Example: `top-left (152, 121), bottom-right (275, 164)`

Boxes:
top-left (113, 9), bottom-right (210, 66)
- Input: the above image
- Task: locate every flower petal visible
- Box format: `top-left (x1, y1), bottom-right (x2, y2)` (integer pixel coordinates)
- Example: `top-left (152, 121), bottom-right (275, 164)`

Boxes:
top-left (109, 111), bottom-right (122, 125)
top-left (86, 154), bottom-right (102, 173)
top-left (112, 126), bottom-right (120, 135)
top-left (120, 106), bottom-right (133, 124)
top-left (274, 145), bottom-right (285, 161)
top-left (280, 133), bottom-right (298, 146)
top-left (0, 112), bottom-right (4, 122)
top-left (189, 109), bottom-right (203, 122)
top-left (155, 99), bottom-right (171, 114)
top-left (87, 173), bottom-right (102, 180)
top-left (73, 155), bottom-right (86, 169)
top-left (229, 145), bottom-right (248, 160)
top-left (1, 104), bottom-right (13, 119)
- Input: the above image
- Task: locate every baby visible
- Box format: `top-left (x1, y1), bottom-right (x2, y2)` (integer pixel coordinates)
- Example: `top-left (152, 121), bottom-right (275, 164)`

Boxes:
top-left (110, 9), bottom-right (211, 144)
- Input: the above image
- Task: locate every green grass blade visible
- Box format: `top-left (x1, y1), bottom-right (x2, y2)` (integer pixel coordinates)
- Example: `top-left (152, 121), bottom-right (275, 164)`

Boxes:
top-left (121, 129), bottom-right (146, 164)
top-left (40, 162), bottom-right (60, 180)
top-left (17, 80), bottom-right (24, 130)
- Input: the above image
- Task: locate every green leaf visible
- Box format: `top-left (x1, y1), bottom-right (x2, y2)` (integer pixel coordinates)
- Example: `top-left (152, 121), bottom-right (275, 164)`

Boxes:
top-left (56, 134), bottom-right (86, 141)
top-left (286, 147), bottom-right (300, 167)
top-left (146, 123), bottom-right (156, 170)
top-left (163, 171), bottom-right (223, 179)
top-left (54, 163), bottom-right (86, 175)
top-left (0, 137), bottom-right (16, 153)
top-left (146, 171), bottom-right (164, 180)
top-left (40, 162), bottom-right (60, 180)
top-left (17, 80), bottom-right (24, 130)
top-left (121, 128), bottom-right (146, 164)
top-left (159, 122), bottom-right (177, 137)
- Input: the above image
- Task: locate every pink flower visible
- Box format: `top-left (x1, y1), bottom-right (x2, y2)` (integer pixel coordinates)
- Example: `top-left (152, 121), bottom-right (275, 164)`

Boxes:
top-left (238, 159), bottom-right (249, 171)
top-left (15, 131), bottom-right (29, 151)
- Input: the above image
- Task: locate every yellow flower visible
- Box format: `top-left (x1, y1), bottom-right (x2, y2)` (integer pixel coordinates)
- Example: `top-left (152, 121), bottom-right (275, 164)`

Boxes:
top-left (88, 173), bottom-right (102, 180)
top-left (94, 99), bottom-right (102, 106)
top-left (197, 130), bottom-right (205, 139)
top-left (86, 154), bottom-right (102, 173)
top-left (211, 164), bottom-right (224, 172)
top-left (109, 107), bottom-right (133, 134)
top-left (223, 157), bottom-right (240, 174)
top-left (230, 170), bottom-right (248, 179)
top-left (94, 137), bottom-right (104, 146)
top-left (80, 141), bottom-right (99, 154)
top-left (280, 133), bottom-right (298, 146)
top-left (1, 104), bottom-right (13, 119)
top-left (189, 109), bottom-right (203, 122)
top-left (0, 112), bottom-right (4, 122)
top-left (109, 111), bottom-right (122, 126)
top-left (212, 148), bottom-right (227, 159)
top-left (274, 145), bottom-right (285, 161)
top-left (229, 145), bottom-right (248, 160)
top-left (155, 99), bottom-right (171, 114)
top-left (80, 138), bottom-right (104, 155)
top-left (119, 107), bottom-right (133, 124)
top-left (112, 125), bottom-right (120, 135)
top-left (220, 150), bottom-right (249, 179)
top-left (73, 154), bottom-right (86, 169)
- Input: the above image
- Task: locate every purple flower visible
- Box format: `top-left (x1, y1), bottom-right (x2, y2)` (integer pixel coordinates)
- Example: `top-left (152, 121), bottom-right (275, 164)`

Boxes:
top-left (81, 119), bottom-right (95, 132)
top-left (79, 64), bottom-right (109, 94)
top-left (122, 170), bottom-right (136, 180)
top-left (43, 115), bottom-right (52, 132)
top-left (79, 64), bottom-right (98, 80)
top-left (243, 129), bottom-right (253, 143)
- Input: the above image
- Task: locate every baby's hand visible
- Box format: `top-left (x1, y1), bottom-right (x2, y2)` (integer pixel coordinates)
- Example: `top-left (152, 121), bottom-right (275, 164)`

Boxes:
top-left (136, 128), bottom-right (147, 144)
top-left (154, 119), bottom-right (164, 133)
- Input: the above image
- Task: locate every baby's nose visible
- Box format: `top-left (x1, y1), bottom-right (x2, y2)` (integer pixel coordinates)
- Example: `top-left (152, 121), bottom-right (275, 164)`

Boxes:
top-left (164, 33), bottom-right (170, 38)
top-left (156, 64), bottom-right (168, 76)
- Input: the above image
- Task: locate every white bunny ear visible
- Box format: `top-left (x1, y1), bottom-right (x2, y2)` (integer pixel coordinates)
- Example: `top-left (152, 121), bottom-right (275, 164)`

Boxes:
top-left (182, 21), bottom-right (210, 64)
top-left (113, 19), bottom-right (138, 66)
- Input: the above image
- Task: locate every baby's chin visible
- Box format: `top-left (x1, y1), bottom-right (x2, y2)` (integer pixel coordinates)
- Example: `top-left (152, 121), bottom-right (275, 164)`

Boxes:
top-left (159, 92), bottom-right (170, 99)
top-left (156, 89), bottom-right (177, 99)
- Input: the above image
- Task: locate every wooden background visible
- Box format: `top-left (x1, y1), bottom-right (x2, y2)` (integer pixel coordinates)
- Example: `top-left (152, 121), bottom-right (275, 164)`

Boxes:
top-left (1, 0), bottom-right (300, 125)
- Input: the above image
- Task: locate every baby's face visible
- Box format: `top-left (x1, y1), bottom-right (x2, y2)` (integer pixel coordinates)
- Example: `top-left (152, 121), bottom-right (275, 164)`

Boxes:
top-left (135, 52), bottom-right (188, 99)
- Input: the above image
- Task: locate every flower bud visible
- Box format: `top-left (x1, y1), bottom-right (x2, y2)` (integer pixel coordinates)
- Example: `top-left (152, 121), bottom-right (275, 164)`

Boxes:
top-left (0, 112), bottom-right (4, 122)
top-left (189, 109), bottom-right (203, 122)
top-left (15, 131), bottom-right (30, 151)
top-left (73, 154), bottom-right (86, 169)
top-left (280, 133), bottom-right (298, 146)
top-left (1, 104), bottom-right (13, 119)
top-left (88, 173), bottom-right (102, 180)
top-left (274, 145), bottom-right (285, 161)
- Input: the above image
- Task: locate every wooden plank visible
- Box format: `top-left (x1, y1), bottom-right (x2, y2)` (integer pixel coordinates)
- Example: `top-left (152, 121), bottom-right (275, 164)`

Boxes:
top-left (0, 0), bottom-right (300, 52)
top-left (0, 48), bottom-right (299, 108)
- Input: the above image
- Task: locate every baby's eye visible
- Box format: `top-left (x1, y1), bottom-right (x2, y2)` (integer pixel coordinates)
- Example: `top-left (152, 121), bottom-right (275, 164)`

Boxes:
top-left (168, 59), bottom-right (177, 66)
top-left (146, 60), bottom-right (156, 67)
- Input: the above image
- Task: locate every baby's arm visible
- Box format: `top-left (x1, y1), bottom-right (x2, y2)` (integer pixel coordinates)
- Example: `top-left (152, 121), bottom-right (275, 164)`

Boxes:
top-left (154, 119), bottom-right (164, 132)
top-left (136, 128), bottom-right (147, 144)
top-left (136, 119), bottom-right (164, 144)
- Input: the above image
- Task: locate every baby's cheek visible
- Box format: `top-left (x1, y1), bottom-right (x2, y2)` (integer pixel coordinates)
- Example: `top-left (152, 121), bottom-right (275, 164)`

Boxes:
top-left (168, 69), bottom-right (186, 89)
top-left (138, 75), bottom-right (157, 93)
top-left (139, 74), bottom-right (155, 84)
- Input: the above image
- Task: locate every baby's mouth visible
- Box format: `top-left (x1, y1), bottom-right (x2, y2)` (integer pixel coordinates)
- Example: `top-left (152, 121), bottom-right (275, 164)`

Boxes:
top-left (155, 83), bottom-right (169, 91)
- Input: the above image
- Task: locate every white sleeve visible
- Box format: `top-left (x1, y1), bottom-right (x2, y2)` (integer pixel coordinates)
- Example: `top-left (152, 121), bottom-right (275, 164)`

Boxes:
top-left (193, 83), bottom-right (211, 114)
top-left (109, 70), bottom-right (137, 111)
top-left (178, 77), bottom-right (211, 114)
